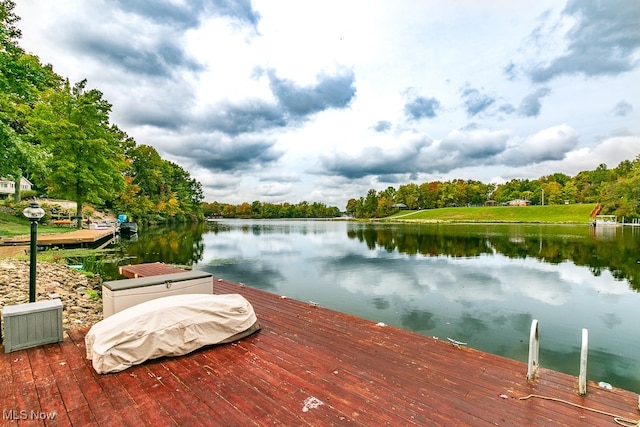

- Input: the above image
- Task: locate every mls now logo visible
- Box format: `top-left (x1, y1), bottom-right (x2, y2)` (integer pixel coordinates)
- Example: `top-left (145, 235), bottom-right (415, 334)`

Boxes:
top-left (3, 410), bottom-right (57, 420)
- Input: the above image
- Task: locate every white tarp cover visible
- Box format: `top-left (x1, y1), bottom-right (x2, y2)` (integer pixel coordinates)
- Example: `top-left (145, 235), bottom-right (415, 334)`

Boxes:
top-left (85, 293), bottom-right (259, 374)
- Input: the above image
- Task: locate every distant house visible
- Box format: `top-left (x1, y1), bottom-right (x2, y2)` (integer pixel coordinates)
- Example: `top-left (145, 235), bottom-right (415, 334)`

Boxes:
top-left (507, 199), bottom-right (531, 206)
top-left (484, 200), bottom-right (498, 206)
top-left (393, 203), bottom-right (408, 210)
top-left (0, 177), bottom-right (33, 199)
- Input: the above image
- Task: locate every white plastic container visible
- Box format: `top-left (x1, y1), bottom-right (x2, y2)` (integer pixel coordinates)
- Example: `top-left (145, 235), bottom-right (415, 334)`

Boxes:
top-left (102, 270), bottom-right (213, 317)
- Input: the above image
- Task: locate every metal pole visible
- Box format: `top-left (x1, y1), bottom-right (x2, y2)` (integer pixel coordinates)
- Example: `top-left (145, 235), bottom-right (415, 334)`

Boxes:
top-left (526, 319), bottom-right (539, 380)
top-left (29, 218), bottom-right (38, 302)
top-left (578, 328), bottom-right (588, 395)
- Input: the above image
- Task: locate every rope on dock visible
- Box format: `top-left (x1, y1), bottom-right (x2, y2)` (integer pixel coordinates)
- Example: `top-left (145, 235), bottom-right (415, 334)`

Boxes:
top-left (519, 394), bottom-right (640, 426)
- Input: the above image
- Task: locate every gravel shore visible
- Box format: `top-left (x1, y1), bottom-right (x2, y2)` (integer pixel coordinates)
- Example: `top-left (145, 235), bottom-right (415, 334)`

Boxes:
top-left (0, 259), bottom-right (103, 335)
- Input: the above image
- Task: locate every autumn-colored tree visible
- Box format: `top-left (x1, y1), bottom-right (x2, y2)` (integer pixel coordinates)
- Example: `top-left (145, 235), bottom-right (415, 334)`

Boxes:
top-left (29, 80), bottom-right (127, 225)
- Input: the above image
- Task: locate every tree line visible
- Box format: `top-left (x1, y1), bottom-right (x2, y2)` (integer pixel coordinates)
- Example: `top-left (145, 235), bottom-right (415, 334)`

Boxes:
top-left (0, 1), bottom-right (203, 224)
top-left (346, 157), bottom-right (640, 219)
top-left (202, 201), bottom-right (341, 219)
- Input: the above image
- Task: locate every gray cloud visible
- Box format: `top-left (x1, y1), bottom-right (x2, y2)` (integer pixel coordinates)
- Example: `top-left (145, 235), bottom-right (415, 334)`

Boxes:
top-left (404, 96), bottom-right (440, 120)
top-left (528, 0), bottom-right (640, 82)
top-left (127, 70), bottom-right (356, 135)
top-left (317, 139), bottom-right (434, 179)
top-left (268, 69), bottom-right (356, 117)
top-left (206, 0), bottom-right (260, 27)
top-left (65, 30), bottom-right (203, 78)
top-left (166, 135), bottom-right (283, 172)
top-left (503, 62), bottom-right (517, 81)
top-left (316, 125), bottom-right (580, 180)
top-left (114, 0), bottom-right (259, 29)
top-left (440, 129), bottom-right (509, 159)
top-left (188, 70), bottom-right (356, 136)
top-left (52, 0), bottom-right (261, 81)
top-left (518, 87), bottom-right (551, 117)
top-left (197, 101), bottom-right (287, 136)
top-left (460, 85), bottom-right (496, 117)
top-left (124, 105), bottom-right (188, 130)
top-left (259, 173), bottom-right (301, 183)
top-left (499, 104), bottom-right (516, 114)
top-left (372, 121), bottom-right (392, 132)
top-left (612, 100), bottom-right (633, 117)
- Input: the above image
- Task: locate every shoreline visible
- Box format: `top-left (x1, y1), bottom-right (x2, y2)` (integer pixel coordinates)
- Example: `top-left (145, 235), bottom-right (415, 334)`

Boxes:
top-left (0, 259), bottom-right (103, 334)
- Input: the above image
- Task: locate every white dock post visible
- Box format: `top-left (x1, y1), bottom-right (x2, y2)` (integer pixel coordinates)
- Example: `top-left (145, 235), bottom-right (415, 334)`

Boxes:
top-left (579, 328), bottom-right (588, 395)
top-left (527, 319), bottom-right (539, 380)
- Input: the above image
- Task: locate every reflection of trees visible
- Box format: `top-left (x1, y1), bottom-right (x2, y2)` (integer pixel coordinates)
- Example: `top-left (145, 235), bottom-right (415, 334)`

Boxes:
top-left (347, 224), bottom-right (640, 290)
top-left (400, 309), bottom-right (437, 332)
top-left (116, 223), bottom-right (205, 267)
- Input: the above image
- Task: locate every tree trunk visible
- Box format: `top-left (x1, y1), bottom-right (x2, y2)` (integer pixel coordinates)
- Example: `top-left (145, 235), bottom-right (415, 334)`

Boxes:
top-left (13, 176), bottom-right (21, 202)
top-left (76, 201), bottom-right (84, 229)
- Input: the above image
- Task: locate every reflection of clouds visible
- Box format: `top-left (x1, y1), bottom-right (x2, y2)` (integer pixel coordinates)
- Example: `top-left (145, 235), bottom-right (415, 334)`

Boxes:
top-left (429, 256), bottom-right (572, 306)
top-left (332, 261), bottom-right (426, 298)
top-left (201, 234), bottom-right (244, 262)
top-left (199, 260), bottom-right (283, 291)
top-left (324, 253), bottom-right (577, 306)
top-left (257, 236), bottom-right (298, 255)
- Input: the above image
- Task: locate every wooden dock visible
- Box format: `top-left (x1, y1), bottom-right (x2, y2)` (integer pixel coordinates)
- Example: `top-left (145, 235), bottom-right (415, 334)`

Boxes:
top-left (1, 270), bottom-right (639, 425)
top-left (0, 229), bottom-right (116, 248)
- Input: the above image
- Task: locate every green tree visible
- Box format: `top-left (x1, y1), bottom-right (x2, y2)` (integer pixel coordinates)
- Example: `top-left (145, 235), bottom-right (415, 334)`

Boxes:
top-left (30, 80), bottom-right (126, 225)
top-left (120, 144), bottom-right (202, 222)
top-left (599, 156), bottom-right (640, 218)
top-left (0, 0), bottom-right (60, 199)
top-left (397, 183), bottom-right (419, 209)
top-left (542, 181), bottom-right (563, 205)
top-left (345, 198), bottom-right (358, 217)
top-left (361, 189), bottom-right (378, 218)
top-left (418, 182), bottom-right (440, 209)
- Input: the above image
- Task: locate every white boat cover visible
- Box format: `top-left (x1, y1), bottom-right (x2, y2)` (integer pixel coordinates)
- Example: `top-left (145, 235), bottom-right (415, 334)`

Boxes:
top-left (85, 293), bottom-right (259, 374)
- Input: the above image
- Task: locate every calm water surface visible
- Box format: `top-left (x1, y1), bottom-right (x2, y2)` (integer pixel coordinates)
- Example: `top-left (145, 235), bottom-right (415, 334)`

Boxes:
top-left (114, 220), bottom-right (640, 393)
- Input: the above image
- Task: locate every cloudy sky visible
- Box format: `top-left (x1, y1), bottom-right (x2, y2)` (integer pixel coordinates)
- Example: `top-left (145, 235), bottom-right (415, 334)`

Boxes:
top-left (14, 0), bottom-right (640, 208)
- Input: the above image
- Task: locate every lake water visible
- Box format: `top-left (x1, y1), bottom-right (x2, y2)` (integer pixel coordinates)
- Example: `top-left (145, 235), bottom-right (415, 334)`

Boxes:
top-left (112, 220), bottom-right (640, 393)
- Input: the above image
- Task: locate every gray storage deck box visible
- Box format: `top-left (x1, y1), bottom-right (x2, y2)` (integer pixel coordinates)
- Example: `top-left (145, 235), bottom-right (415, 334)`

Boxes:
top-left (3, 299), bottom-right (64, 353)
top-left (102, 270), bottom-right (214, 317)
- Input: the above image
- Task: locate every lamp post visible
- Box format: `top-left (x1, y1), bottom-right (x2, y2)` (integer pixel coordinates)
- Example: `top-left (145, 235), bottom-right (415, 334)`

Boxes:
top-left (22, 200), bottom-right (45, 303)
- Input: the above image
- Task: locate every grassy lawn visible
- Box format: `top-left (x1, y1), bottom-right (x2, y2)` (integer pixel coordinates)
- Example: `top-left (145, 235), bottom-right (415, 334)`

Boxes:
top-left (0, 211), bottom-right (78, 238)
top-left (385, 203), bottom-right (597, 223)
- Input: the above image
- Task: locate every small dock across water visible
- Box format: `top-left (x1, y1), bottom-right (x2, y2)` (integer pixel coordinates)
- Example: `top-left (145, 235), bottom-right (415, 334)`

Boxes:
top-left (1, 264), bottom-right (638, 425)
top-left (0, 229), bottom-right (116, 249)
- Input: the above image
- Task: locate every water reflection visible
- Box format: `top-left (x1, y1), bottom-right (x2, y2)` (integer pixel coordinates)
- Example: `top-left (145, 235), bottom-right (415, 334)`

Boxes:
top-left (348, 223), bottom-right (640, 289)
top-left (112, 220), bottom-right (640, 393)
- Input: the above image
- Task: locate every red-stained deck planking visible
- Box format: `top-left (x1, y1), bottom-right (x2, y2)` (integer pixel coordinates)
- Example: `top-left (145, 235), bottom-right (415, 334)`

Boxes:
top-left (1, 266), bottom-right (639, 426)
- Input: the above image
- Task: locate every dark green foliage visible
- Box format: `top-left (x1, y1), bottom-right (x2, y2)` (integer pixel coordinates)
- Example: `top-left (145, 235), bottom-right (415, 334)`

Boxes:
top-left (201, 200), bottom-right (340, 219)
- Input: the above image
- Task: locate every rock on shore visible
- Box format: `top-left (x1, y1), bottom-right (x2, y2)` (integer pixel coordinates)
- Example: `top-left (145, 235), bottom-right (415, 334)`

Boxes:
top-left (0, 259), bottom-right (103, 335)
